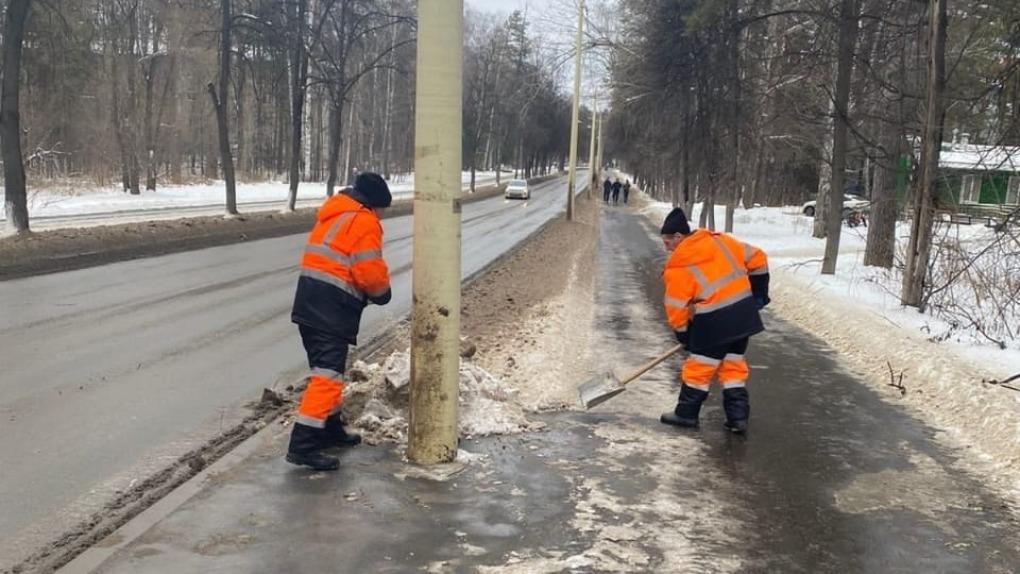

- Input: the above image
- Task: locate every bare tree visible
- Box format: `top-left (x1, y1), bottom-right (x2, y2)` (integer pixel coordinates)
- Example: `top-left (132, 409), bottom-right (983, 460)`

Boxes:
top-left (821, 0), bottom-right (860, 274)
top-left (902, 0), bottom-right (948, 307)
top-left (285, 0), bottom-right (310, 211)
top-left (1, 0), bottom-right (32, 234)
top-left (208, 0), bottom-right (238, 215)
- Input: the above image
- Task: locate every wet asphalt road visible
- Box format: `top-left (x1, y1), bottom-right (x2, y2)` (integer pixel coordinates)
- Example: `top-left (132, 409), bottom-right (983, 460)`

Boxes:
top-left (0, 173), bottom-right (586, 567)
top-left (81, 203), bottom-right (1020, 573)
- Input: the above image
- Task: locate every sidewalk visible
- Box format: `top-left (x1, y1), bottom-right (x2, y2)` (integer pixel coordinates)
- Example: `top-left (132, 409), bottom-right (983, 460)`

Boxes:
top-left (63, 205), bottom-right (1020, 574)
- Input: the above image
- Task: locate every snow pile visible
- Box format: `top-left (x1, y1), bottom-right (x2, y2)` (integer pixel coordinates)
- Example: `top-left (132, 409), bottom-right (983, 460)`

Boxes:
top-left (3, 170), bottom-right (500, 221)
top-left (922, 224), bottom-right (1019, 351)
top-left (341, 350), bottom-right (539, 445)
top-left (640, 197), bottom-right (1020, 372)
top-left (641, 200), bottom-right (867, 258)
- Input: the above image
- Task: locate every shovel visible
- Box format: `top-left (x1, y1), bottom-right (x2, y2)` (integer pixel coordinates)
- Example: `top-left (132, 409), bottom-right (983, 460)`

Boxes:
top-left (578, 343), bottom-right (686, 409)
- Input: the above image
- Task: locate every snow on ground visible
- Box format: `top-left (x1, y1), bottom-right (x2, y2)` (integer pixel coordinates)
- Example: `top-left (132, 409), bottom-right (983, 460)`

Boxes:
top-left (642, 193), bottom-right (1020, 500)
top-left (642, 199), bottom-right (1020, 374)
top-left (338, 350), bottom-right (541, 446)
top-left (3, 171), bottom-right (499, 220)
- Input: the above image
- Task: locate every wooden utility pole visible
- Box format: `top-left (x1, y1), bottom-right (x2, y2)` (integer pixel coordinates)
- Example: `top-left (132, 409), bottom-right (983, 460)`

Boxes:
top-left (407, 0), bottom-right (463, 464)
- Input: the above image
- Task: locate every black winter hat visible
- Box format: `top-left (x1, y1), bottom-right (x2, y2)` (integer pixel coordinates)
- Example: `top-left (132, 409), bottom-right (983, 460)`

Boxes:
top-left (660, 207), bottom-right (691, 235)
top-left (348, 172), bottom-right (392, 208)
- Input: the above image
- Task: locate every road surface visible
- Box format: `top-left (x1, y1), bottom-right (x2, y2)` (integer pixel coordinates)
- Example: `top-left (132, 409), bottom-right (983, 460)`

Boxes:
top-left (0, 172), bottom-right (585, 567)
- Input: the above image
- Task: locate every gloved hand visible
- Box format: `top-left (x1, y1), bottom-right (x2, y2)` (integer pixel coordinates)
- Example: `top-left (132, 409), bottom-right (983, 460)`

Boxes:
top-left (674, 330), bottom-right (689, 347)
top-left (755, 295), bottom-right (771, 309)
top-left (367, 288), bottom-right (392, 306)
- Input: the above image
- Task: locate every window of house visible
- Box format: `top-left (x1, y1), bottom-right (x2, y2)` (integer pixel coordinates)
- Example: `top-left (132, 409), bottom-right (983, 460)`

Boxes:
top-left (960, 175), bottom-right (981, 204)
top-left (1007, 176), bottom-right (1020, 205)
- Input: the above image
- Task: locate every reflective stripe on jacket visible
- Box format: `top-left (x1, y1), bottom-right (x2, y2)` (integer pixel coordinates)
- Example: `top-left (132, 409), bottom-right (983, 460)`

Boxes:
top-left (662, 229), bottom-right (767, 352)
top-left (291, 193), bottom-right (391, 343)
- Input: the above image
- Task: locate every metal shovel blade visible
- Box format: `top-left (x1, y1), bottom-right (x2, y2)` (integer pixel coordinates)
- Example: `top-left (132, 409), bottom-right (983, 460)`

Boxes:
top-left (579, 371), bottom-right (626, 409)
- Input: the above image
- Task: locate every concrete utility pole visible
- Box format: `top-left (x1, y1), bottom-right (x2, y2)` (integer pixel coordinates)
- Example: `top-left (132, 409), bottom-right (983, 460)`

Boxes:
top-left (587, 105), bottom-right (598, 199)
top-left (596, 107), bottom-right (604, 181)
top-left (407, 0), bottom-right (463, 465)
top-left (565, 0), bottom-right (584, 220)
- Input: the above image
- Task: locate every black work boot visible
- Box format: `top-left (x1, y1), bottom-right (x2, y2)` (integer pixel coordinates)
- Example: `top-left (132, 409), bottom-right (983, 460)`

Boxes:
top-left (722, 387), bottom-right (750, 434)
top-left (660, 384), bottom-right (708, 428)
top-left (286, 422), bottom-right (339, 471)
top-left (322, 412), bottom-right (362, 449)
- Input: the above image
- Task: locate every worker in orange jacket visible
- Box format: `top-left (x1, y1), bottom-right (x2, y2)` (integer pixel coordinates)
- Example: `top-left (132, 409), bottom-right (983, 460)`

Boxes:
top-left (658, 207), bottom-right (769, 434)
top-left (287, 172), bottom-right (393, 470)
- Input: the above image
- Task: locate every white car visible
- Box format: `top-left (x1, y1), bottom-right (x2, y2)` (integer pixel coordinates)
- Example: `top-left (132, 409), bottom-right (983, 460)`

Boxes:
top-left (504, 179), bottom-right (530, 200)
top-left (802, 194), bottom-right (870, 217)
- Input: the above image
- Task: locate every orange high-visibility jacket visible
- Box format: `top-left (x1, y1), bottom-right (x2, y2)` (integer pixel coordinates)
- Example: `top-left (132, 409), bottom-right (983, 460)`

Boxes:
top-left (662, 229), bottom-right (769, 352)
top-left (291, 193), bottom-right (391, 343)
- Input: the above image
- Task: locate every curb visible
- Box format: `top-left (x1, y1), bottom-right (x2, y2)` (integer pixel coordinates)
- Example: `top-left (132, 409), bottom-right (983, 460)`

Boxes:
top-left (55, 393), bottom-right (296, 574)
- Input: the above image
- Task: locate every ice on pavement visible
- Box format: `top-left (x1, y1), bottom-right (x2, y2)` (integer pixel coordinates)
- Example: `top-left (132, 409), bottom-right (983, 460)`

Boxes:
top-left (340, 350), bottom-right (540, 445)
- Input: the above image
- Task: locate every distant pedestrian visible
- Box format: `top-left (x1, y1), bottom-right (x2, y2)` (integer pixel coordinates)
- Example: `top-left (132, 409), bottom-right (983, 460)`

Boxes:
top-left (288, 172), bottom-right (394, 471)
top-left (847, 210), bottom-right (867, 228)
top-left (623, 180), bottom-right (631, 204)
top-left (603, 178), bottom-right (612, 203)
top-left (658, 207), bottom-right (770, 435)
top-left (612, 180), bottom-right (622, 204)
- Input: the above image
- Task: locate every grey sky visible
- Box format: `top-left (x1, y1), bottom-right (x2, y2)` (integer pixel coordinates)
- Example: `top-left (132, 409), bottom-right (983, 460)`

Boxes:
top-left (465, 0), bottom-right (530, 17)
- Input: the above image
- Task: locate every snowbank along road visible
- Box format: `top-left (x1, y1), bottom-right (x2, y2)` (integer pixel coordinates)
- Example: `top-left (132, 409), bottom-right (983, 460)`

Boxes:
top-left (2, 173), bottom-right (500, 232)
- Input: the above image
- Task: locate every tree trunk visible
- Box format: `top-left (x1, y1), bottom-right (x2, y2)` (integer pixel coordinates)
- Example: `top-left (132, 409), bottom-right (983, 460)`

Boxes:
top-left (381, 23), bottom-right (398, 179)
top-left (341, 87), bottom-right (356, 189)
top-left (143, 56), bottom-right (158, 191)
top-left (366, 63), bottom-right (378, 169)
top-left (813, 98), bottom-right (834, 238)
top-left (168, 12), bottom-right (183, 185)
top-left (2, 0), bottom-right (32, 234)
top-left (234, 54), bottom-right (246, 180)
top-left (125, 10), bottom-right (141, 195)
top-left (724, 0), bottom-right (741, 232)
top-left (286, 0), bottom-right (308, 211)
top-left (864, 121), bottom-right (900, 268)
top-left (209, 0), bottom-right (237, 215)
top-left (495, 139), bottom-right (502, 185)
top-left (821, 0), bottom-right (859, 275)
top-left (326, 98), bottom-right (345, 197)
top-left (902, 0), bottom-right (948, 308)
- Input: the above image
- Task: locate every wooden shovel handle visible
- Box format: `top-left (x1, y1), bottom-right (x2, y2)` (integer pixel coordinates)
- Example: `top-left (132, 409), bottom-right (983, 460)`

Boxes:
top-left (618, 343), bottom-right (687, 387)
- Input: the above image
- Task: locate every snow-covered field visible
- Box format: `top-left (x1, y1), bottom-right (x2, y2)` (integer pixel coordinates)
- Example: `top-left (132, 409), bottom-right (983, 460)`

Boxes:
top-left (642, 194), bottom-right (1020, 500)
top-left (2, 171), bottom-right (500, 227)
top-left (642, 199), bottom-right (1020, 375)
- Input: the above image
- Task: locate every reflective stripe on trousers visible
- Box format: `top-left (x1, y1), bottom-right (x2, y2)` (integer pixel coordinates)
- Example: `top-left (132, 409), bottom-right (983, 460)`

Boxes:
top-left (296, 370), bottom-right (345, 428)
top-left (681, 350), bottom-right (749, 388)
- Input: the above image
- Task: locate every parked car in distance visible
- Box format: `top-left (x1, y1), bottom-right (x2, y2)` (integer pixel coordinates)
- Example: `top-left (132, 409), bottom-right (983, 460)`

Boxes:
top-left (504, 179), bottom-right (530, 200)
top-left (802, 194), bottom-right (870, 217)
